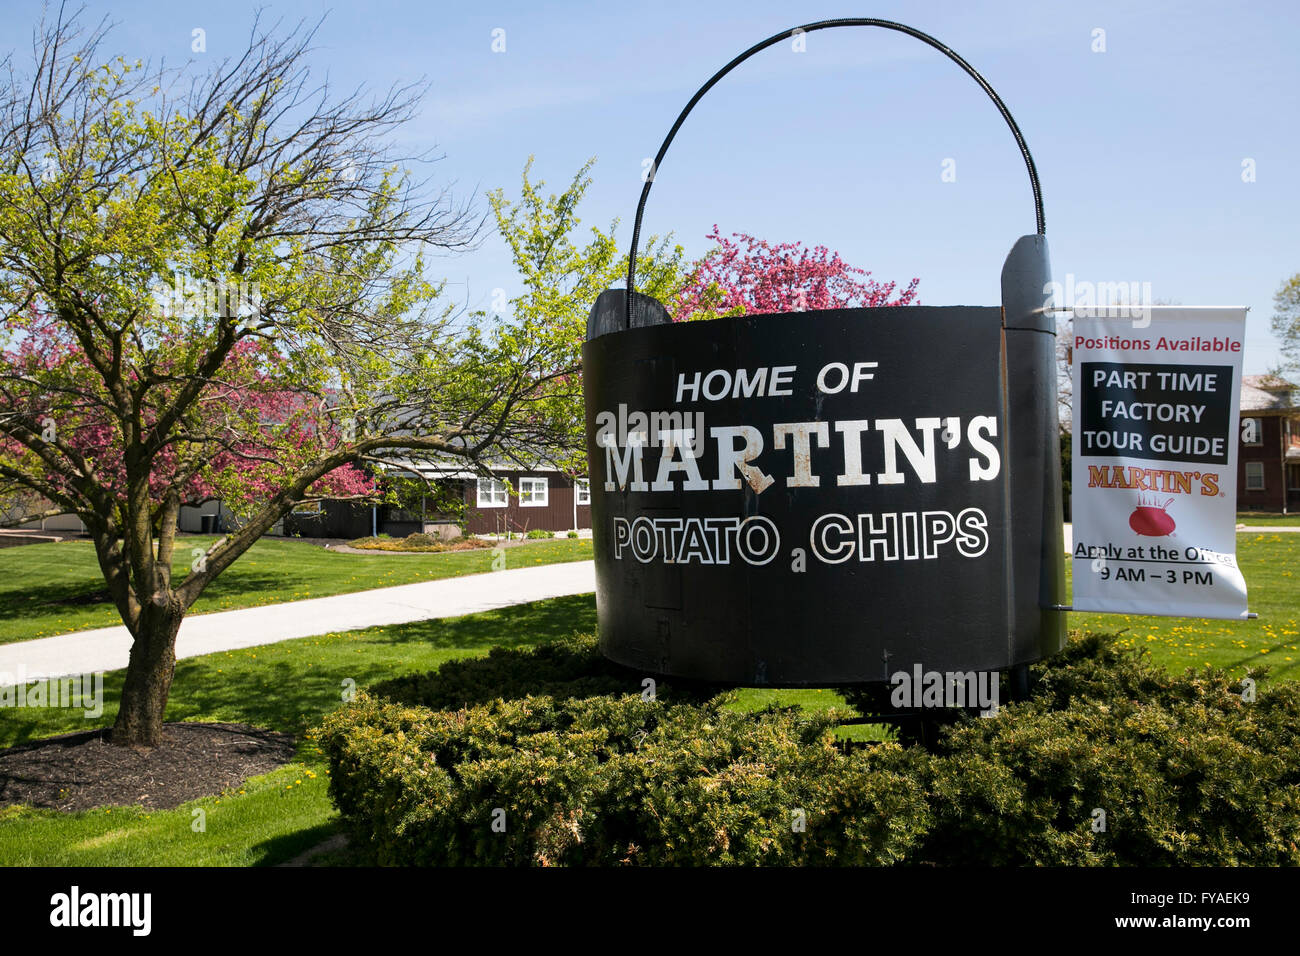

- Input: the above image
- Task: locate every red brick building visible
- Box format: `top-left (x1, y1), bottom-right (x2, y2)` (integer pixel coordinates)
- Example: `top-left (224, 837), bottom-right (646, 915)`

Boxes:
top-left (1237, 374), bottom-right (1299, 513)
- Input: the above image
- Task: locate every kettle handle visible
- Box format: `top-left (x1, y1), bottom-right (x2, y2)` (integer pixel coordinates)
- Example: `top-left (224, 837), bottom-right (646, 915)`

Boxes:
top-left (624, 18), bottom-right (1045, 324)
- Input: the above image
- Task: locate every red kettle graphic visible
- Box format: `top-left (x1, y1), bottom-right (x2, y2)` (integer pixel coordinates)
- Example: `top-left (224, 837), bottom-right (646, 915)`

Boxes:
top-left (1129, 496), bottom-right (1176, 537)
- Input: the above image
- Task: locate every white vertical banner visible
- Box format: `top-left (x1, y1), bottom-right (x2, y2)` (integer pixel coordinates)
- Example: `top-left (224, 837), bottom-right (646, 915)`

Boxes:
top-left (1071, 307), bottom-right (1249, 618)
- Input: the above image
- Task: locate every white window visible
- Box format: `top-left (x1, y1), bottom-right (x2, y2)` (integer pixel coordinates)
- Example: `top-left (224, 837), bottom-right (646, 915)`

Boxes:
top-left (575, 479), bottom-right (590, 505)
top-left (476, 478), bottom-right (507, 508)
top-left (519, 477), bottom-right (548, 507)
top-left (1245, 461), bottom-right (1265, 491)
top-left (1241, 418), bottom-right (1263, 446)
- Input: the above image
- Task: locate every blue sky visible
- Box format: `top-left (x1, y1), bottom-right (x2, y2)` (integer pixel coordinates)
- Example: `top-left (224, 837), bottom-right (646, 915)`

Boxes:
top-left (5, 0), bottom-right (1296, 371)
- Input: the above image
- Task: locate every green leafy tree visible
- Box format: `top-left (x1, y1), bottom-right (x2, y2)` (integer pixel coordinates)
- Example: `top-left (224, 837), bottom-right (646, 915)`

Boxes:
top-left (1272, 273), bottom-right (1300, 373)
top-left (485, 156), bottom-right (684, 475)
top-left (0, 12), bottom-right (664, 746)
top-left (378, 470), bottom-right (468, 528)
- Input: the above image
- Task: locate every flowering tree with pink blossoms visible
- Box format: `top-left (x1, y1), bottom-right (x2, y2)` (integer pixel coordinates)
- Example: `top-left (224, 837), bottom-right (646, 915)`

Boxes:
top-left (0, 15), bottom-right (615, 746)
top-left (670, 225), bottom-right (920, 322)
top-left (3, 324), bottom-right (375, 521)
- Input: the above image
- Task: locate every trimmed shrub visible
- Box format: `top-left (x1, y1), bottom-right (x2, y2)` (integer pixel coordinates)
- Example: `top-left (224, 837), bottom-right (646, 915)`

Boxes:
top-left (918, 641), bottom-right (1300, 866)
top-left (318, 689), bottom-right (932, 866)
top-left (370, 635), bottom-right (724, 711)
top-left (526, 529), bottom-right (555, 539)
top-left (317, 633), bottom-right (1300, 866)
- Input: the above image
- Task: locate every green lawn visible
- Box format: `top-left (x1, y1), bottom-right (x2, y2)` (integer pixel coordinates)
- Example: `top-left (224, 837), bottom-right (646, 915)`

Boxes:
top-left (1236, 512), bottom-right (1300, 526)
top-left (1, 533), bottom-right (1295, 865)
top-left (1067, 532), bottom-right (1300, 681)
top-left (0, 535), bottom-right (593, 645)
top-left (0, 592), bottom-right (882, 865)
top-left (0, 595), bottom-right (599, 865)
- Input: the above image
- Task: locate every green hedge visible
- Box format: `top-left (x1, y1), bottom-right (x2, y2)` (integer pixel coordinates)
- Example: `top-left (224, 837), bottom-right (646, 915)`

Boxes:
top-left (922, 634), bottom-right (1300, 865)
top-left (317, 634), bottom-right (1300, 866)
top-left (367, 636), bottom-right (725, 711)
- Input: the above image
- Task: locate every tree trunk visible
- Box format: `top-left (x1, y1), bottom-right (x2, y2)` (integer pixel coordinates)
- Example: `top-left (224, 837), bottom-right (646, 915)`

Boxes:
top-left (111, 600), bottom-right (184, 747)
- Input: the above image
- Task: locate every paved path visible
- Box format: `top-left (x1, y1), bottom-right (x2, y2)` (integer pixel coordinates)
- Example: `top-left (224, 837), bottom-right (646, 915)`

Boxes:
top-left (0, 561), bottom-right (596, 681)
top-left (4, 520), bottom-right (1293, 681)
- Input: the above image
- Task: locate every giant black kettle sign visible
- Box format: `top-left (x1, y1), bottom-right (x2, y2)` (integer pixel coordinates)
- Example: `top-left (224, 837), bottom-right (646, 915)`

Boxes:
top-left (1071, 307), bottom-right (1249, 618)
top-left (583, 281), bottom-right (1066, 685)
top-left (582, 21), bottom-right (1067, 684)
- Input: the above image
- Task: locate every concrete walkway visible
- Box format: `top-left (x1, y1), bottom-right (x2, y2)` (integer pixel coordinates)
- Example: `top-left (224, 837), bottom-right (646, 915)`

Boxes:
top-left (3, 520), bottom-right (1292, 682)
top-left (0, 561), bottom-right (596, 681)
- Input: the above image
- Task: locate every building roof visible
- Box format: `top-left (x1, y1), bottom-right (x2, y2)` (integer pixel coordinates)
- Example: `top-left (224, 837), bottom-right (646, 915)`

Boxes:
top-left (1241, 374), bottom-right (1296, 413)
top-left (377, 456), bottom-right (580, 480)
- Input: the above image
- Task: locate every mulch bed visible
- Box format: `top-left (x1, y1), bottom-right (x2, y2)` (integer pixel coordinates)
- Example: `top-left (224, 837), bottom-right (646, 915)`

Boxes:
top-left (0, 722), bottom-right (296, 812)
